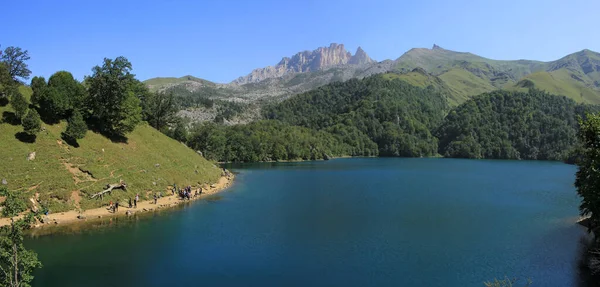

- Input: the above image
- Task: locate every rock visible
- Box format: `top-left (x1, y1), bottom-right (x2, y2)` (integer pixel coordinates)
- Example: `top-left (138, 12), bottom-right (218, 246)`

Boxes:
top-left (143, 208), bottom-right (148, 212)
top-left (210, 184), bottom-right (217, 188)
top-left (152, 182), bottom-right (157, 186)
top-left (77, 214), bottom-right (86, 220)
top-left (54, 221), bottom-right (59, 224)
top-left (196, 150), bottom-right (203, 157)
top-left (27, 152), bottom-right (36, 161)
top-left (126, 210), bottom-right (133, 216)
top-left (233, 43), bottom-right (374, 84)
top-left (1, 178), bottom-right (6, 185)
top-left (323, 154), bottom-right (331, 161)
top-left (98, 215), bottom-right (102, 218)
top-left (154, 163), bottom-right (160, 168)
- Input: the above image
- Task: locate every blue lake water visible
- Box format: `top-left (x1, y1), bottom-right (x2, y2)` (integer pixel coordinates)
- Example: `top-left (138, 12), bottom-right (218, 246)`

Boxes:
top-left (26, 158), bottom-right (590, 286)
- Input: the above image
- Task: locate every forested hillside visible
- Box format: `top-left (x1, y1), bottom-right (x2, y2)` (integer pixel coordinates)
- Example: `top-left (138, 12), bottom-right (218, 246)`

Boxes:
top-left (436, 90), bottom-right (599, 160)
top-left (263, 75), bottom-right (449, 157)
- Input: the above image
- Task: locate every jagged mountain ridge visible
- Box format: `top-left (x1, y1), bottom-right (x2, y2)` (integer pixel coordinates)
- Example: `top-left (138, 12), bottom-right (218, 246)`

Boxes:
top-left (232, 43), bottom-right (375, 85)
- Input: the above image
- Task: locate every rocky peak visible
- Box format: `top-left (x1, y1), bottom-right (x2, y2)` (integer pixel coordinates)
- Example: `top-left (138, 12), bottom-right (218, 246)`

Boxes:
top-left (432, 44), bottom-right (443, 50)
top-left (233, 43), bottom-right (374, 84)
top-left (349, 46), bottom-right (375, 65)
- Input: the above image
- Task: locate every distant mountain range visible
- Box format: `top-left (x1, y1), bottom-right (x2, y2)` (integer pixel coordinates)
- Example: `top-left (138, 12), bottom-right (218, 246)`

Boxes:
top-left (144, 43), bottom-right (600, 109)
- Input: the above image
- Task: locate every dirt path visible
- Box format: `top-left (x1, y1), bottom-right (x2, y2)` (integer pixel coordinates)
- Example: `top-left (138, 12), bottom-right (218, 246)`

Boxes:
top-left (0, 175), bottom-right (234, 228)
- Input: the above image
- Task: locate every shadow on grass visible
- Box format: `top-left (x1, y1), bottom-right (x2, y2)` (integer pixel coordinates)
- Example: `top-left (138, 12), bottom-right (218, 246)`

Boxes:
top-left (0, 96), bottom-right (8, 107)
top-left (61, 133), bottom-right (80, 148)
top-left (2, 111), bottom-right (20, 125)
top-left (15, 132), bottom-right (36, 143)
top-left (87, 120), bottom-right (129, 143)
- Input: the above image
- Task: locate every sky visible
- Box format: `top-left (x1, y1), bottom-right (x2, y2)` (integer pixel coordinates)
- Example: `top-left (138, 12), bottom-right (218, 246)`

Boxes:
top-left (3, 0), bottom-right (599, 83)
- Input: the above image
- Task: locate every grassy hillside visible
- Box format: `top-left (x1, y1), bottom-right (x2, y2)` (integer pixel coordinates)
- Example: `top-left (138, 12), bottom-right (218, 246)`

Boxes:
top-left (0, 96), bottom-right (221, 214)
top-left (395, 46), bottom-right (600, 105)
top-left (144, 75), bottom-right (217, 91)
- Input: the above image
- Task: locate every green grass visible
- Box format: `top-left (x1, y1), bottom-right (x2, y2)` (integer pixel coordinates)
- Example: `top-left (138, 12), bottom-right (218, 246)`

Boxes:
top-left (509, 70), bottom-right (600, 104)
top-left (0, 97), bottom-right (221, 214)
top-left (438, 68), bottom-right (497, 103)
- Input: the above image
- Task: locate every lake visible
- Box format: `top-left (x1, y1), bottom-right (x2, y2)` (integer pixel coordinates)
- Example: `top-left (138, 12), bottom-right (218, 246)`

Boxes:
top-left (26, 158), bottom-right (591, 287)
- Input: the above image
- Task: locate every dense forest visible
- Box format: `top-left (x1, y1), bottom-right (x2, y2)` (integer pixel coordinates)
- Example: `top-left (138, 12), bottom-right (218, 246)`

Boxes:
top-left (185, 74), bottom-right (600, 163)
top-left (263, 76), bottom-right (449, 157)
top-left (187, 120), bottom-right (377, 162)
top-left (436, 90), bottom-right (599, 160)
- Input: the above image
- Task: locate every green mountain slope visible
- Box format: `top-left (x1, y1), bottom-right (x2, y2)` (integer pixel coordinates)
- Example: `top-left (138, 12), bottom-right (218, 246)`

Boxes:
top-left (0, 96), bottom-right (221, 213)
top-left (395, 45), bottom-right (600, 104)
top-left (510, 49), bottom-right (600, 104)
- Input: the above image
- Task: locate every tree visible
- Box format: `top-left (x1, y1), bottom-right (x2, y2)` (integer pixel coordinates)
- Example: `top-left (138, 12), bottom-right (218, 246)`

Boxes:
top-left (0, 63), bottom-right (14, 99)
top-left (143, 91), bottom-right (177, 131)
top-left (22, 109), bottom-right (41, 137)
top-left (29, 76), bottom-right (46, 107)
top-left (169, 117), bottom-right (189, 143)
top-left (38, 87), bottom-right (70, 123)
top-left (1, 46), bottom-right (31, 83)
top-left (10, 92), bottom-right (28, 121)
top-left (47, 71), bottom-right (86, 111)
top-left (575, 113), bottom-right (600, 236)
top-left (0, 187), bottom-right (42, 287)
top-left (64, 110), bottom-right (87, 140)
top-left (86, 57), bottom-right (142, 136)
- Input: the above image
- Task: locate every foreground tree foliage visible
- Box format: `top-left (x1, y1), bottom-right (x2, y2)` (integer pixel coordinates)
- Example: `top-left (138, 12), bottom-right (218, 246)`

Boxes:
top-left (575, 113), bottom-right (600, 279)
top-left (0, 187), bottom-right (42, 287)
top-left (86, 56), bottom-right (142, 137)
top-left (436, 90), bottom-right (600, 160)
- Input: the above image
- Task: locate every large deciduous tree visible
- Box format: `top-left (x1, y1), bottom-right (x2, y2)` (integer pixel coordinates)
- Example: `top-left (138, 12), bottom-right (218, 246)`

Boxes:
top-left (1, 46), bottom-right (31, 83)
top-left (86, 57), bottom-right (142, 137)
top-left (0, 187), bottom-right (42, 287)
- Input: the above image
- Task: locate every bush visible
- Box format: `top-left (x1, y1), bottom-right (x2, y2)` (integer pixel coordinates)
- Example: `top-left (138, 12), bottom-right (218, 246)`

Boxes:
top-left (64, 110), bottom-right (88, 140)
top-left (22, 109), bottom-right (41, 136)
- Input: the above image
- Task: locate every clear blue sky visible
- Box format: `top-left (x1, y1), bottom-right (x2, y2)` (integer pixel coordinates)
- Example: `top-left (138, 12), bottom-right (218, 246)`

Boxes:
top-left (3, 0), bottom-right (599, 83)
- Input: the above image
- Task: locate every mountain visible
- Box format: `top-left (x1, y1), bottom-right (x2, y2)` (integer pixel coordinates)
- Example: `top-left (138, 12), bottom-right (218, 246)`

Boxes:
top-left (0, 87), bottom-right (222, 213)
top-left (144, 44), bottom-right (600, 124)
top-left (233, 43), bottom-right (375, 85)
top-left (512, 49), bottom-right (600, 104)
top-left (394, 45), bottom-right (600, 104)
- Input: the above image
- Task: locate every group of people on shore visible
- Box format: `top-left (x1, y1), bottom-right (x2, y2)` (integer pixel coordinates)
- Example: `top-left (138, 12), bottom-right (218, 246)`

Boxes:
top-left (173, 184), bottom-right (202, 200)
top-left (106, 182), bottom-right (209, 212)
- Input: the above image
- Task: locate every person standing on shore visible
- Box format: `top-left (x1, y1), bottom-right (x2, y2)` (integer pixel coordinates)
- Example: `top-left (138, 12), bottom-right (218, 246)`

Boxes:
top-left (115, 201), bottom-right (119, 212)
top-left (134, 194), bottom-right (139, 208)
top-left (128, 197), bottom-right (132, 208)
top-left (154, 193), bottom-right (158, 204)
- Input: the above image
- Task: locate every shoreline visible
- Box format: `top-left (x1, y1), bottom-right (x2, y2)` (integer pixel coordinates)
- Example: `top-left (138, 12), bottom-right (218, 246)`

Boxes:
top-left (0, 174), bottom-right (234, 230)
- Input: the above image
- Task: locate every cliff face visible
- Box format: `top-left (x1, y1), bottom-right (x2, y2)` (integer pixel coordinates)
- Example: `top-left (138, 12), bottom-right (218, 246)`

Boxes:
top-left (233, 43), bottom-right (375, 84)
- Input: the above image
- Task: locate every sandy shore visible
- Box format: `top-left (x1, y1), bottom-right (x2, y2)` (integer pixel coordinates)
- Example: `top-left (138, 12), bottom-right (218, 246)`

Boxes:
top-left (0, 174), bottom-right (234, 228)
